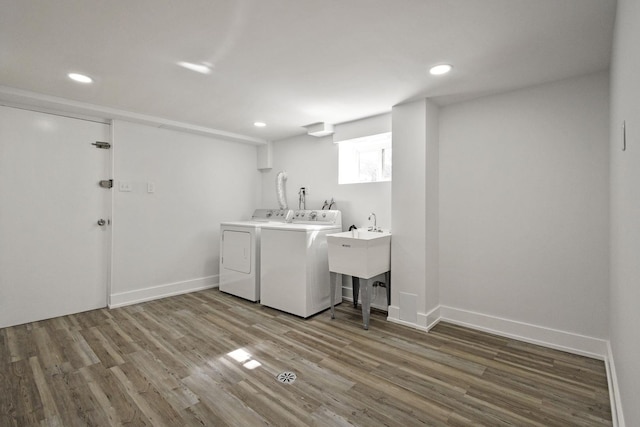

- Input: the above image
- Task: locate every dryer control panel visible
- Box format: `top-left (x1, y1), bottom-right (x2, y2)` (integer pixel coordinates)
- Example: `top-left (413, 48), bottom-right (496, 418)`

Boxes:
top-left (251, 209), bottom-right (293, 222)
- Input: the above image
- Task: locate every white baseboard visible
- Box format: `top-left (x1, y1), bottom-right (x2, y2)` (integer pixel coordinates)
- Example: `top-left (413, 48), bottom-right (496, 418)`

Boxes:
top-left (423, 305), bottom-right (441, 330)
top-left (387, 303), bottom-right (607, 359)
top-left (388, 304), bottom-right (619, 424)
top-left (109, 275), bottom-right (218, 308)
top-left (388, 305), bottom-right (400, 321)
top-left (386, 314), bottom-right (431, 332)
top-left (342, 296), bottom-right (389, 312)
top-left (605, 342), bottom-right (625, 427)
top-left (387, 305), bottom-right (440, 332)
top-left (438, 305), bottom-right (608, 359)
top-left (342, 286), bottom-right (390, 312)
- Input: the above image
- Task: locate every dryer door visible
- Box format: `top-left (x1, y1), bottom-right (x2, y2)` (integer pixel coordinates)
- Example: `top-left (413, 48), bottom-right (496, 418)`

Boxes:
top-left (222, 230), bottom-right (252, 273)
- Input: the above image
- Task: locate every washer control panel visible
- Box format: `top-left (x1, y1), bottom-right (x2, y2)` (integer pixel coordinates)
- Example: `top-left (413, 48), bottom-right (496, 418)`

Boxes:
top-left (292, 210), bottom-right (341, 225)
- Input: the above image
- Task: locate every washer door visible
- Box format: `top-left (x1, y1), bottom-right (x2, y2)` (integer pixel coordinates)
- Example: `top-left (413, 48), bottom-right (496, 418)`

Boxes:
top-left (222, 230), bottom-right (252, 273)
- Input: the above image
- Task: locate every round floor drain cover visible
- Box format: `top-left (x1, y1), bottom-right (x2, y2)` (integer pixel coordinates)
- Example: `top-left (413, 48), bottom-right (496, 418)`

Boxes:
top-left (276, 371), bottom-right (297, 384)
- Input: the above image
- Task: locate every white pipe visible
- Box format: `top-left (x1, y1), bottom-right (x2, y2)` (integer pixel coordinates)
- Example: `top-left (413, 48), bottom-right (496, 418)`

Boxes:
top-left (276, 171), bottom-right (288, 209)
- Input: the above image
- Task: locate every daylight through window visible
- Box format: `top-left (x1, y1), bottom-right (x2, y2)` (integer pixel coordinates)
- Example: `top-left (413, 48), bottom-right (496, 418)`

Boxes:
top-left (338, 132), bottom-right (392, 184)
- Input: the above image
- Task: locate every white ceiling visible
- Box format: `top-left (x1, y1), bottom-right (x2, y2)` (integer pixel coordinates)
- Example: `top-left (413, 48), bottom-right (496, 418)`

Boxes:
top-left (0, 0), bottom-right (616, 142)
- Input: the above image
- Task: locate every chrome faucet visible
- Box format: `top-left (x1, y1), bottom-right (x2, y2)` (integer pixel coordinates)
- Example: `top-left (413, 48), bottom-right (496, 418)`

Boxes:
top-left (368, 212), bottom-right (378, 231)
top-left (298, 187), bottom-right (306, 210)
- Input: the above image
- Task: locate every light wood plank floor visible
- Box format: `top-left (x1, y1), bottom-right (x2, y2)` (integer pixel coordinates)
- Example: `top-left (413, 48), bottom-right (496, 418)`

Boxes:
top-left (0, 289), bottom-right (612, 426)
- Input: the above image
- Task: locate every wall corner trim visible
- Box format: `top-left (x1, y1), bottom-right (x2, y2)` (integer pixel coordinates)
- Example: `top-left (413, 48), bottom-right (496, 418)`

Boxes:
top-left (387, 305), bottom-right (440, 332)
top-left (606, 342), bottom-right (626, 426)
top-left (386, 314), bottom-right (430, 332)
top-left (109, 275), bottom-right (218, 308)
top-left (423, 305), bottom-right (441, 331)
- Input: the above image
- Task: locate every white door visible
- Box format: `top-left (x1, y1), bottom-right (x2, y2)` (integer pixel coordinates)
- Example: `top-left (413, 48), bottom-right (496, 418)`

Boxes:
top-left (0, 106), bottom-right (110, 328)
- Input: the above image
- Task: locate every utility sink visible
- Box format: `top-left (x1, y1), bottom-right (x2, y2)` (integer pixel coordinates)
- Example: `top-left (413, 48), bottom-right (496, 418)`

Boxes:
top-left (327, 230), bottom-right (391, 279)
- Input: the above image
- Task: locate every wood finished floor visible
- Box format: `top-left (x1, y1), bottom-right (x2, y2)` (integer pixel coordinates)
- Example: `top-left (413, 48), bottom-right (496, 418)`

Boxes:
top-left (0, 290), bottom-right (612, 426)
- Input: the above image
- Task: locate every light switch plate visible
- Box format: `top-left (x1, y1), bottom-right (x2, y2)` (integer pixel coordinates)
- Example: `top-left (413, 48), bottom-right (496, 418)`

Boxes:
top-left (147, 182), bottom-right (155, 193)
top-left (119, 181), bottom-right (132, 192)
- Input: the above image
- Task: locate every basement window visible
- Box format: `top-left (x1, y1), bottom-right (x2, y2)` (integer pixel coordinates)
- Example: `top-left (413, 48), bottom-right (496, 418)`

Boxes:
top-left (338, 132), bottom-right (392, 184)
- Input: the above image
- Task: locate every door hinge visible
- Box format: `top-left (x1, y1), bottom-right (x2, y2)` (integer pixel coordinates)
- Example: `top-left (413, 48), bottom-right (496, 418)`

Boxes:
top-left (92, 141), bottom-right (111, 149)
top-left (99, 179), bottom-right (113, 189)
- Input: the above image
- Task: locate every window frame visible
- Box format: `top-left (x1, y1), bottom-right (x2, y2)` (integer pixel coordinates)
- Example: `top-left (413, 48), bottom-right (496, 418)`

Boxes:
top-left (337, 132), bottom-right (392, 185)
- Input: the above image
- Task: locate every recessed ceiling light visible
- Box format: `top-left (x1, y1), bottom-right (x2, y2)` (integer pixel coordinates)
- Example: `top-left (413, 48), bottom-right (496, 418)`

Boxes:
top-left (68, 73), bottom-right (93, 83)
top-left (177, 61), bottom-right (213, 74)
top-left (254, 122), bottom-right (266, 127)
top-left (429, 64), bottom-right (453, 75)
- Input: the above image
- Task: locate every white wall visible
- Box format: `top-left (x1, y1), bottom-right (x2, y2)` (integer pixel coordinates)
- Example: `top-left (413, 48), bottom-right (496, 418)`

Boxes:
top-left (111, 120), bottom-right (260, 306)
top-left (439, 72), bottom-right (610, 341)
top-left (388, 99), bottom-right (439, 328)
top-left (609, 0), bottom-right (640, 423)
top-left (260, 118), bottom-right (391, 308)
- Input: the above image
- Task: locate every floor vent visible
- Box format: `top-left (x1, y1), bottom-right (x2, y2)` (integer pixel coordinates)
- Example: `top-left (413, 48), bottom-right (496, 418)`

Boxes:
top-left (276, 371), bottom-right (297, 384)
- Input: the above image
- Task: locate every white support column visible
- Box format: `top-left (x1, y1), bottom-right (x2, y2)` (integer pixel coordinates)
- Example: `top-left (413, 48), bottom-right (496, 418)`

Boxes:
top-left (389, 98), bottom-right (439, 329)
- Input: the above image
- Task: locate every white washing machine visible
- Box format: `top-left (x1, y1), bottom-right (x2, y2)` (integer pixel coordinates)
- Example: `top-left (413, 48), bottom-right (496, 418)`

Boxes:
top-left (260, 210), bottom-right (342, 317)
top-left (219, 209), bottom-right (292, 301)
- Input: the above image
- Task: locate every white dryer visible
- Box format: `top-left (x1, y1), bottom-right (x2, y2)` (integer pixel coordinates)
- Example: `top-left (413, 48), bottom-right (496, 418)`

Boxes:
top-left (260, 210), bottom-right (342, 317)
top-left (219, 209), bottom-right (292, 301)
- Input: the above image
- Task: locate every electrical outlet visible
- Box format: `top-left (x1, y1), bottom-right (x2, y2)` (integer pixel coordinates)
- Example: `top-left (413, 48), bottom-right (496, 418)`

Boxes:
top-left (147, 182), bottom-right (155, 193)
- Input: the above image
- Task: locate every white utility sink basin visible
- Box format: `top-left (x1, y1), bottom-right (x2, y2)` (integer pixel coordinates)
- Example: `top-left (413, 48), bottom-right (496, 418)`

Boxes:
top-left (327, 230), bottom-right (391, 279)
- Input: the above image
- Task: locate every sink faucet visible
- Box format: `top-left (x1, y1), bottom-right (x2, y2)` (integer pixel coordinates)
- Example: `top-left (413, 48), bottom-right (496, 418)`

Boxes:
top-left (368, 212), bottom-right (378, 231)
top-left (298, 187), bottom-right (306, 210)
